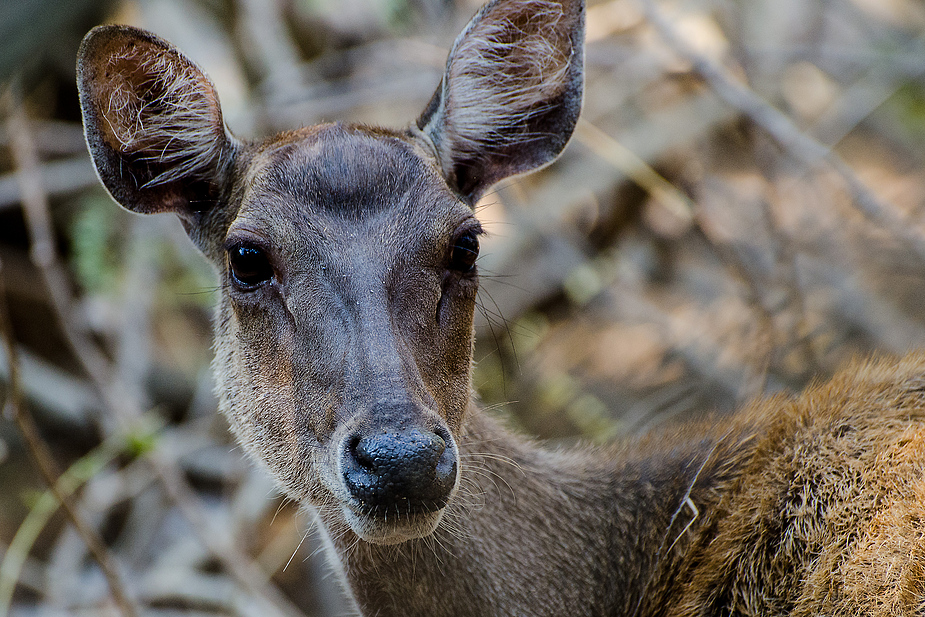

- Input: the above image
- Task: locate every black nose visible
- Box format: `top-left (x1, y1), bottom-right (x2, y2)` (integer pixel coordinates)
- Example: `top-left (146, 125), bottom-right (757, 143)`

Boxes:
top-left (343, 427), bottom-right (457, 514)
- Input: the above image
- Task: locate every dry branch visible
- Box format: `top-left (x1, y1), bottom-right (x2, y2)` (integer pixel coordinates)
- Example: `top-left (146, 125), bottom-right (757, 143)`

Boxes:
top-left (637, 0), bottom-right (925, 262)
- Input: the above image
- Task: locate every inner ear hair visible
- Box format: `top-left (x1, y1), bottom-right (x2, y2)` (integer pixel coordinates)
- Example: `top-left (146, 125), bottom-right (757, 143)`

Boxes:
top-left (101, 44), bottom-right (226, 187)
top-left (416, 0), bottom-right (584, 203)
top-left (439, 0), bottom-right (574, 153)
top-left (78, 26), bottom-right (234, 214)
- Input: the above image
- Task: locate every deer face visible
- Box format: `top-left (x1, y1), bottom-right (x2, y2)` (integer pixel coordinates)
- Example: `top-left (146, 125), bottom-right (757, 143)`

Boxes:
top-left (214, 126), bottom-right (479, 542)
top-left (77, 0), bottom-right (584, 544)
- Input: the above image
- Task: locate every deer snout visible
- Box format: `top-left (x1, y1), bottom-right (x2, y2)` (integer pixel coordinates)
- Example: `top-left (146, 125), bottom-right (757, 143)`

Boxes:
top-left (342, 427), bottom-right (458, 515)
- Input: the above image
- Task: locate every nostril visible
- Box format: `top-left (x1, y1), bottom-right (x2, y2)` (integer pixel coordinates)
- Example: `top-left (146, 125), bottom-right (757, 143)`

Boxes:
top-left (433, 425), bottom-right (452, 447)
top-left (347, 434), bottom-right (360, 455)
top-left (432, 434), bottom-right (456, 494)
top-left (348, 433), bottom-right (374, 469)
top-left (418, 430), bottom-right (446, 461)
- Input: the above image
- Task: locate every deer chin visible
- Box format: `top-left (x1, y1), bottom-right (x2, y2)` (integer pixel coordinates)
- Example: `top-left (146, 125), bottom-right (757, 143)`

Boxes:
top-left (342, 504), bottom-right (447, 545)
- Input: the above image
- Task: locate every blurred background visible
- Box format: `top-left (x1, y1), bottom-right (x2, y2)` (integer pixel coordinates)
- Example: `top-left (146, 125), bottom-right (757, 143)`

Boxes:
top-left (1, 0), bottom-right (925, 614)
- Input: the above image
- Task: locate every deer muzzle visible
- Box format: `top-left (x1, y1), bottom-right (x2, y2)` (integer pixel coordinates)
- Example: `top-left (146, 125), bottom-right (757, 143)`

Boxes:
top-left (342, 425), bottom-right (458, 515)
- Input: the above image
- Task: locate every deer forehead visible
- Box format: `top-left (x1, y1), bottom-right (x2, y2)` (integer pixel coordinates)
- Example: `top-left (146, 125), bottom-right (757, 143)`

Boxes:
top-left (228, 125), bottom-right (471, 255)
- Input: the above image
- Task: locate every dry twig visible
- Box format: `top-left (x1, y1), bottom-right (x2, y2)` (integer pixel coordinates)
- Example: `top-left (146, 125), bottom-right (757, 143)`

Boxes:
top-left (637, 0), bottom-right (925, 263)
top-left (0, 262), bottom-right (138, 616)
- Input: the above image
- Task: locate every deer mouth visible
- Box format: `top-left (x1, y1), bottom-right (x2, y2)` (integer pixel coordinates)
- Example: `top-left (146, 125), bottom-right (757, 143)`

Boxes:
top-left (341, 503), bottom-right (449, 545)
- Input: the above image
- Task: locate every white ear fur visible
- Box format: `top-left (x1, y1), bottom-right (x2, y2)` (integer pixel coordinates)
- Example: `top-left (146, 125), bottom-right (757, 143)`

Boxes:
top-left (102, 45), bottom-right (226, 189)
top-left (423, 0), bottom-right (572, 156)
top-left (78, 25), bottom-right (236, 214)
top-left (417, 0), bottom-right (585, 203)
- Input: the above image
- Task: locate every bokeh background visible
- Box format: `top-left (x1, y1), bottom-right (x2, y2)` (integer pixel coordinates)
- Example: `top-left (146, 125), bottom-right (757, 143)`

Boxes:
top-left (2, 0), bottom-right (925, 614)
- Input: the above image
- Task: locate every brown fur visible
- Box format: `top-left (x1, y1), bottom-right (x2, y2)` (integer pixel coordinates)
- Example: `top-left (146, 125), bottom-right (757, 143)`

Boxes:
top-left (77, 0), bottom-right (925, 615)
top-left (331, 357), bottom-right (925, 616)
top-left (669, 355), bottom-right (925, 616)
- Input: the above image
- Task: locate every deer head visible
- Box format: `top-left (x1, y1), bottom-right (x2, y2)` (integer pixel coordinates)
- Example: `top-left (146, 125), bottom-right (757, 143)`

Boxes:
top-left (78, 0), bottom-right (584, 545)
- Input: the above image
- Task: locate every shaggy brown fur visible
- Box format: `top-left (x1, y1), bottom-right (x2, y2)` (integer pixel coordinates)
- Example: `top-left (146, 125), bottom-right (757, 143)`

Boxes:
top-left (77, 0), bottom-right (925, 615)
top-left (668, 355), bottom-right (925, 616)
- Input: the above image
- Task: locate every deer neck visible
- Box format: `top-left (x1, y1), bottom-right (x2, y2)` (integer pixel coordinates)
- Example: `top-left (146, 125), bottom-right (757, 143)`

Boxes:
top-left (320, 408), bottom-right (734, 617)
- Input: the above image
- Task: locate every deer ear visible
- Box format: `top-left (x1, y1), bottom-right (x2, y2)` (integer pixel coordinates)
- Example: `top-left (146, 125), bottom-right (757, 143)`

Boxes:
top-left (415, 0), bottom-right (584, 204)
top-left (77, 25), bottom-right (238, 215)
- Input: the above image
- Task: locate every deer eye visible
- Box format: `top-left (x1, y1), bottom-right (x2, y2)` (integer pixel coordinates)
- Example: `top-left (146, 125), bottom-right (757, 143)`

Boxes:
top-left (228, 244), bottom-right (274, 289)
top-left (448, 230), bottom-right (480, 273)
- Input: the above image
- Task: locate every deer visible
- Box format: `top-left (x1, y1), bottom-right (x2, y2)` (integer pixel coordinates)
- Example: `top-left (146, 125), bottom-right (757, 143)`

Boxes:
top-left (76, 0), bottom-right (925, 615)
